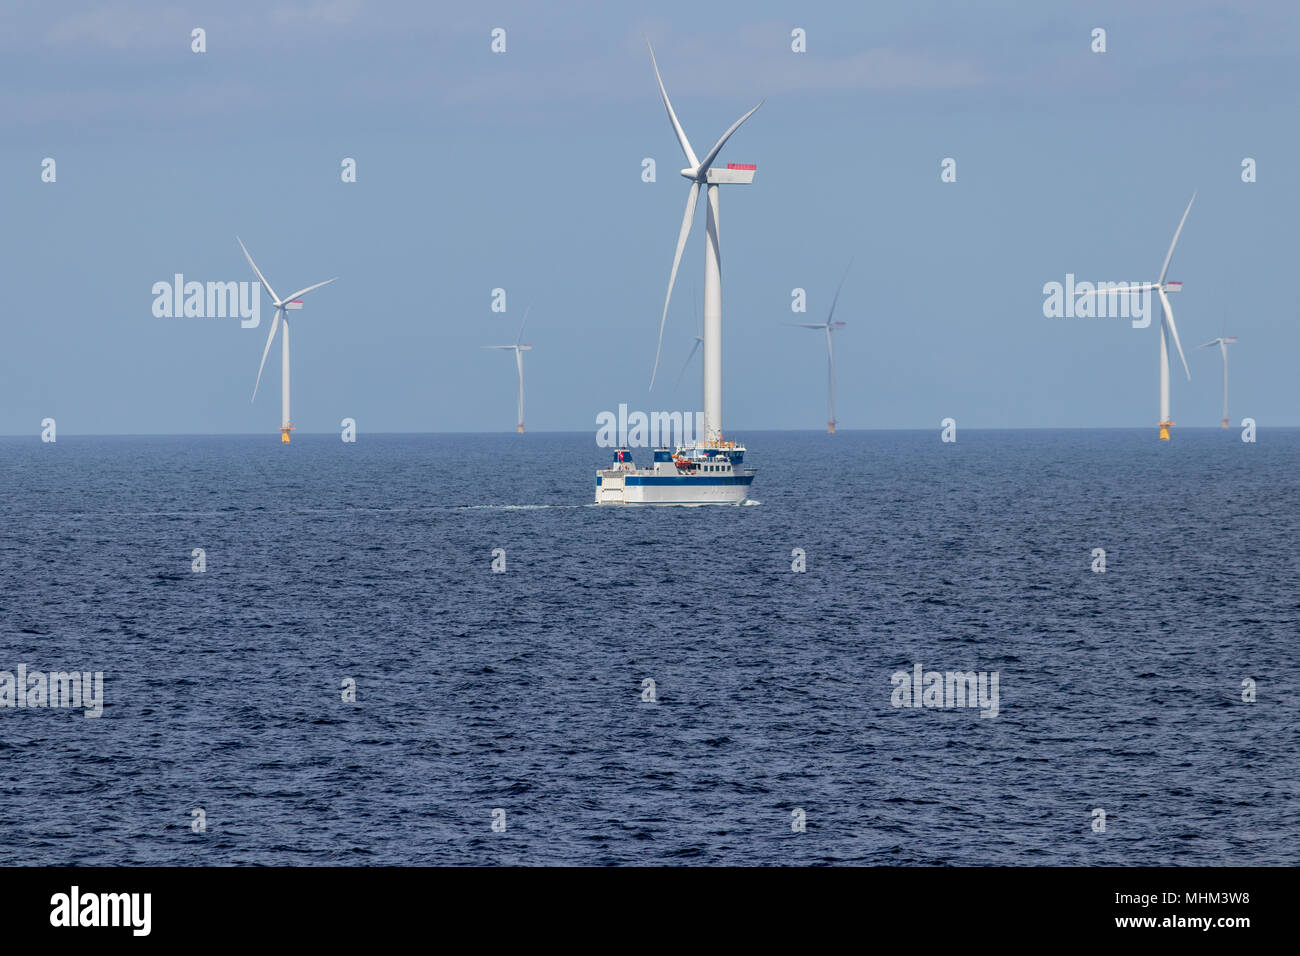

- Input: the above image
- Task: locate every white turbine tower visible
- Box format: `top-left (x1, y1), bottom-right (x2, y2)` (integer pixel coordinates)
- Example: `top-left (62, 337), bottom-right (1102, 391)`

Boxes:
top-left (1197, 335), bottom-right (1237, 428)
top-left (483, 305), bottom-right (532, 433)
top-left (238, 237), bottom-right (336, 444)
top-left (646, 38), bottom-right (762, 445)
top-left (792, 264), bottom-right (851, 433)
top-left (1080, 192), bottom-right (1195, 440)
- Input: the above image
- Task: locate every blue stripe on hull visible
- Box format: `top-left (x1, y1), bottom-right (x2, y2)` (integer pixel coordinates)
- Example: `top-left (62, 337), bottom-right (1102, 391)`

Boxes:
top-left (625, 475), bottom-right (753, 486)
top-left (595, 475), bottom-right (754, 487)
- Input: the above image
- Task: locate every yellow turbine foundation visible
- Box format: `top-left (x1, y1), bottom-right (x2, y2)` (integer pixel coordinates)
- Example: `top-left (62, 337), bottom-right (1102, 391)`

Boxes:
top-left (1158, 420), bottom-right (1173, 441)
top-left (517, 423), bottom-right (524, 434)
top-left (1221, 419), bottom-right (1230, 429)
top-left (281, 426), bottom-right (294, 444)
top-left (827, 422), bottom-right (836, 434)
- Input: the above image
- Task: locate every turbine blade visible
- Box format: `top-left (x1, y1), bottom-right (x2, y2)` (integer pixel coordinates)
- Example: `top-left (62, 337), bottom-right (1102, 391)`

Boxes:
top-left (650, 181), bottom-right (700, 389)
top-left (1159, 288), bottom-right (1191, 380)
top-left (237, 237), bottom-right (280, 305)
top-left (825, 260), bottom-right (853, 325)
top-left (1076, 283), bottom-right (1159, 296)
top-left (791, 323), bottom-right (826, 329)
top-left (281, 277), bottom-right (337, 303)
top-left (251, 308), bottom-right (282, 401)
top-left (1158, 191), bottom-right (1196, 285)
top-left (1195, 339), bottom-right (1220, 349)
top-left (645, 38), bottom-right (699, 170)
top-left (516, 303), bottom-right (532, 347)
top-left (696, 100), bottom-right (764, 174)
top-left (674, 337), bottom-right (703, 389)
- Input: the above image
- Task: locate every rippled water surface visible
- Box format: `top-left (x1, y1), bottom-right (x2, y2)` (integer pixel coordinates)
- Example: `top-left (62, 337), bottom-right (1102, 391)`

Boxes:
top-left (1, 430), bottom-right (1297, 865)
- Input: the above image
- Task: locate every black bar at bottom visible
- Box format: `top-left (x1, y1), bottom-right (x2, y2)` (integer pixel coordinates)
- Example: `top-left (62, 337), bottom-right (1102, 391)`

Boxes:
top-left (0, 865), bottom-right (1280, 942)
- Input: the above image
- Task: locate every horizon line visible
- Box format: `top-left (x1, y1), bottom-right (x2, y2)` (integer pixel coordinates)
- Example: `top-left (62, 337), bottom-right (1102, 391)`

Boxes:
top-left (0, 425), bottom-right (1289, 439)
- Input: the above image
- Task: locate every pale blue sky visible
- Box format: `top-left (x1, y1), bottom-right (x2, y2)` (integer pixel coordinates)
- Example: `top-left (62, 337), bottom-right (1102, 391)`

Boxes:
top-left (2, 0), bottom-right (1298, 434)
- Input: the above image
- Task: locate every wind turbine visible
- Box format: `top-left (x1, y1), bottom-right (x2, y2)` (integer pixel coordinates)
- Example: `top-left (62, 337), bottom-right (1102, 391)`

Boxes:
top-left (483, 305), bottom-right (533, 433)
top-left (792, 263), bottom-right (851, 433)
top-left (646, 38), bottom-right (762, 445)
top-left (238, 237), bottom-right (336, 444)
top-left (1197, 335), bottom-right (1237, 428)
top-left (1079, 192), bottom-right (1195, 440)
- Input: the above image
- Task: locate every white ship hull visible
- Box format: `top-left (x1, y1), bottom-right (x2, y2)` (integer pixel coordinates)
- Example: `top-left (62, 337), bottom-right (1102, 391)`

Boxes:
top-left (595, 471), bottom-right (753, 506)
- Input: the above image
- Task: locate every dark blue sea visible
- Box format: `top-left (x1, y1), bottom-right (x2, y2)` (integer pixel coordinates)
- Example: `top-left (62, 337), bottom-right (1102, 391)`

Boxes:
top-left (1, 430), bottom-right (1297, 865)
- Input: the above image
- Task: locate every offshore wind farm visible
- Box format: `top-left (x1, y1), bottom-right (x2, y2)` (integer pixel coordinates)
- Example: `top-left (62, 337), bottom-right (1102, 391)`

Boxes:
top-left (2, 0), bottom-right (1298, 896)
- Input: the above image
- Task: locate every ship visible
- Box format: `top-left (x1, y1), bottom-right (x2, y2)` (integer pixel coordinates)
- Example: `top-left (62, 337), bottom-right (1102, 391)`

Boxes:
top-left (595, 442), bottom-right (754, 505)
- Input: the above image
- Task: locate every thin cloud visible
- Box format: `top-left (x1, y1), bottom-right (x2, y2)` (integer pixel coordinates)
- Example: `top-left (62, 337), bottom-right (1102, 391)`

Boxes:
top-left (271, 0), bottom-right (367, 26)
top-left (45, 4), bottom-right (189, 50)
top-left (441, 42), bottom-right (985, 107)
